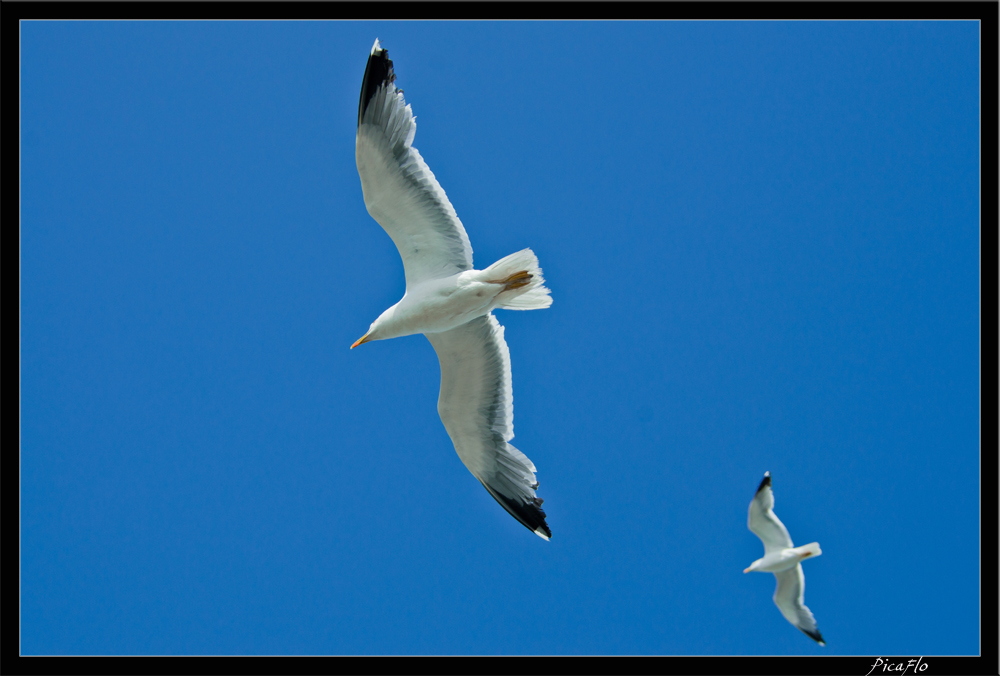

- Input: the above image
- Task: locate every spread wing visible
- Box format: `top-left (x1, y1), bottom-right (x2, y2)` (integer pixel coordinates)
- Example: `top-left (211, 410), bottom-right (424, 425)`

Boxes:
top-left (356, 39), bottom-right (474, 289)
top-left (773, 564), bottom-right (826, 645)
top-left (425, 314), bottom-right (550, 539)
top-left (748, 472), bottom-right (794, 553)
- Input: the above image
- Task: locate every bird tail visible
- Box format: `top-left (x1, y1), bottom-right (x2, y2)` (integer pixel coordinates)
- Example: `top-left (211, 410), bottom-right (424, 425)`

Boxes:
top-left (483, 248), bottom-right (553, 310)
top-left (797, 542), bottom-right (822, 559)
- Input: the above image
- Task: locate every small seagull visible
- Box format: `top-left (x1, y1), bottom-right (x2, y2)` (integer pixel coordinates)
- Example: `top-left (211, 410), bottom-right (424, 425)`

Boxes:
top-left (351, 39), bottom-right (553, 539)
top-left (744, 472), bottom-right (826, 645)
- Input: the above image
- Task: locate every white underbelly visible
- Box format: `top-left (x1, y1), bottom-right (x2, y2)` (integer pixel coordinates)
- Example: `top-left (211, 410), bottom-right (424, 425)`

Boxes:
top-left (758, 550), bottom-right (801, 572)
top-left (394, 274), bottom-right (498, 335)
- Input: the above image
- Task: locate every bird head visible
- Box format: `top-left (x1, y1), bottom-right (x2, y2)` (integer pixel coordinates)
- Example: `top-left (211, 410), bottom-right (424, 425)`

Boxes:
top-left (351, 306), bottom-right (398, 349)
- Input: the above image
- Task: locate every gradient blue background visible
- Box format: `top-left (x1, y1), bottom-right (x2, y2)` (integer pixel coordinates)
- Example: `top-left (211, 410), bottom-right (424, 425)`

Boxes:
top-left (21, 21), bottom-right (980, 655)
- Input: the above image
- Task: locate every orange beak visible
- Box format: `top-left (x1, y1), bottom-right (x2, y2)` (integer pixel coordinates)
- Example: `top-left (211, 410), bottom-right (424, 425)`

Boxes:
top-left (350, 331), bottom-right (373, 349)
top-left (743, 567), bottom-right (752, 573)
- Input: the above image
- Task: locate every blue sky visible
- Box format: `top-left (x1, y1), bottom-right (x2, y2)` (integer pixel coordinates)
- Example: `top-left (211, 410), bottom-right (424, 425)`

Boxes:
top-left (21, 21), bottom-right (980, 656)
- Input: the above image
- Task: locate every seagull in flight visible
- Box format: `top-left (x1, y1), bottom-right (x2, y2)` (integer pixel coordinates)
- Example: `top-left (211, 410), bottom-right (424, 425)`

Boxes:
top-left (744, 472), bottom-right (826, 645)
top-left (351, 39), bottom-right (553, 539)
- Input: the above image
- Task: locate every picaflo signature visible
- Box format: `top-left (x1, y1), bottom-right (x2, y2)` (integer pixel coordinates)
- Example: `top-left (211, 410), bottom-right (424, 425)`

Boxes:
top-left (865, 657), bottom-right (928, 676)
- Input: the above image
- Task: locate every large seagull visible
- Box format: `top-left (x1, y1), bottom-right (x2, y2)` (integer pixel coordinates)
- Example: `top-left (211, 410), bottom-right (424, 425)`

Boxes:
top-left (744, 472), bottom-right (826, 645)
top-left (351, 39), bottom-right (553, 539)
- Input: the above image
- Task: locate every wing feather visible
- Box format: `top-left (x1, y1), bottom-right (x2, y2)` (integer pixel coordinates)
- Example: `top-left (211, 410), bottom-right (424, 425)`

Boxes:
top-left (773, 565), bottom-right (825, 645)
top-left (748, 472), bottom-right (794, 553)
top-left (425, 315), bottom-right (551, 539)
top-left (356, 40), bottom-right (474, 288)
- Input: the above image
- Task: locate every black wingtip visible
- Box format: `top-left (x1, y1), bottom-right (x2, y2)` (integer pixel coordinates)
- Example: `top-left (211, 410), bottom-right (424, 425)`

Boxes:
top-left (358, 40), bottom-right (395, 128)
top-left (755, 471), bottom-right (772, 494)
top-left (801, 628), bottom-right (826, 645)
top-left (480, 482), bottom-right (552, 540)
